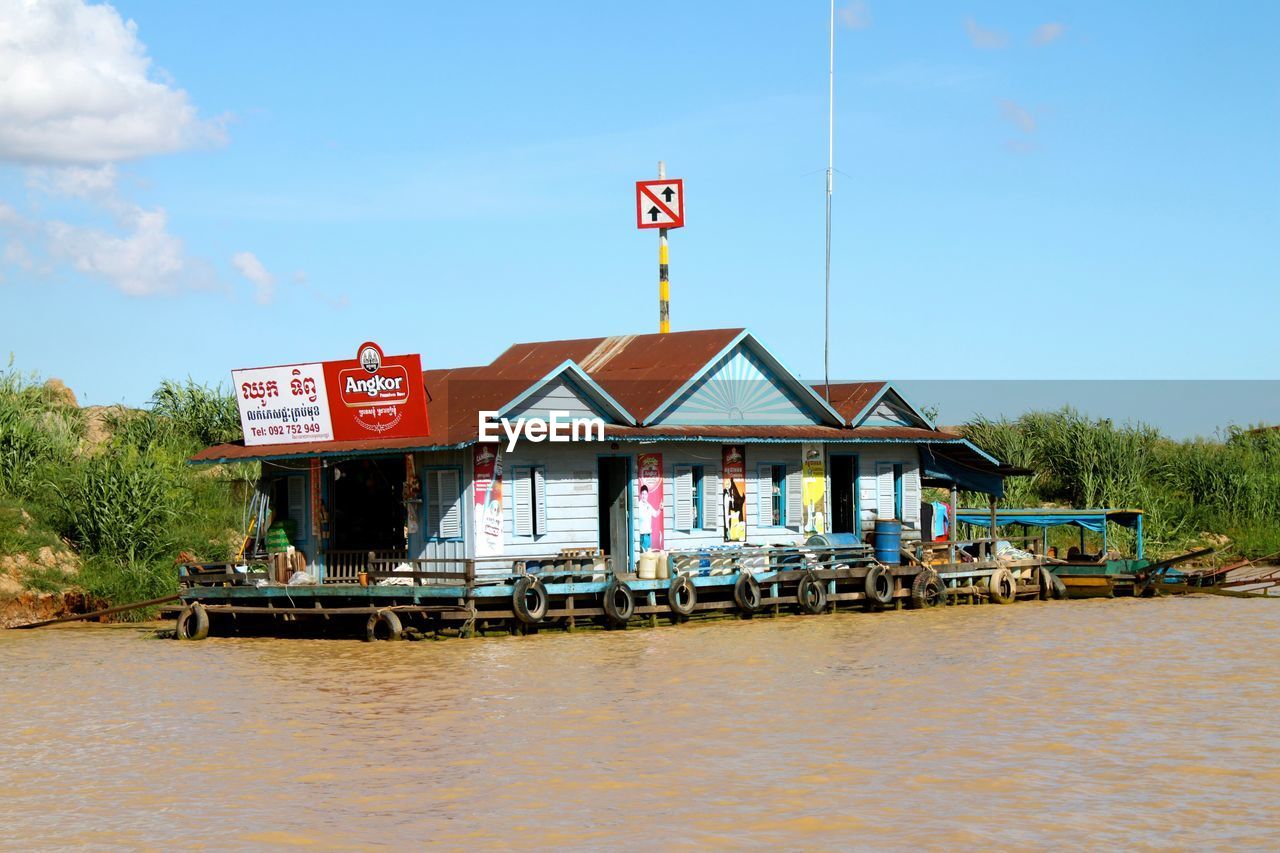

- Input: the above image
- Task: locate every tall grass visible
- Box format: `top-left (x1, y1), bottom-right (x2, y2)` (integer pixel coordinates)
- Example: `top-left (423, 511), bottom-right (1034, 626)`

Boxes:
top-left (0, 367), bottom-right (251, 615)
top-left (959, 408), bottom-right (1280, 559)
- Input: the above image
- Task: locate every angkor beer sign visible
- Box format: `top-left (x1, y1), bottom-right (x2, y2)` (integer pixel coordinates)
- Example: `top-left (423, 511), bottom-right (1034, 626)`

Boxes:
top-left (233, 342), bottom-right (430, 446)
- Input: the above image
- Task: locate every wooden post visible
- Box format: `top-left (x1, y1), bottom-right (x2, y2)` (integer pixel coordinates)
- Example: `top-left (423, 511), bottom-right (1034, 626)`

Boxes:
top-left (988, 496), bottom-right (998, 560)
top-left (949, 483), bottom-right (958, 564)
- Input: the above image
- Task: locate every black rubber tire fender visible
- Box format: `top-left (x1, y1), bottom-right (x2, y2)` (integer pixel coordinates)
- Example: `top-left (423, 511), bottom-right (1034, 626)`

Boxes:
top-left (365, 609), bottom-right (403, 641)
top-left (603, 580), bottom-right (635, 626)
top-left (512, 576), bottom-right (549, 624)
top-left (176, 602), bottom-right (209, 641)
top-left (1037, 567), bottom-right (1053, 601)
top-left (864, 565), bottom-right (895, 605)
top-left (988, 568), bottom-right (1017, 605)
top-left (668, 574), bottom-right (697, 617)
top-left (734, 572), bottom-right (762, 613)
top-left (1049, 571), bottom-right (1068, 600)
top-left (796, 572), bottom-right (827, 615)
top-left (910, 570), bottom-right (946, 609)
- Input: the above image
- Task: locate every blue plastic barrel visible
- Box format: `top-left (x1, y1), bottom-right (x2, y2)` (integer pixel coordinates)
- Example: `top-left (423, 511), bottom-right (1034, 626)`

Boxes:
top-left (806, 532), bottom-right (863, 566)
top-left (873, 520), bottom-right (903, 565)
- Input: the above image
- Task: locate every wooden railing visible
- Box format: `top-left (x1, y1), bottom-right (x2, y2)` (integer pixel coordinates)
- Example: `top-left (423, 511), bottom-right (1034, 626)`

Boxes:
top-left (322, 549), bottom-right (408, 583)
top-left (367, 556), bottom-right (475, 586)
top-left (178, 562), bottom-right (270, 587)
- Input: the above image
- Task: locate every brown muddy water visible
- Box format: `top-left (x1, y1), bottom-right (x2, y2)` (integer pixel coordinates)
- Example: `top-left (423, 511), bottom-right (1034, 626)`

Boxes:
top-left (3, 596), bottom-right (1280, 850)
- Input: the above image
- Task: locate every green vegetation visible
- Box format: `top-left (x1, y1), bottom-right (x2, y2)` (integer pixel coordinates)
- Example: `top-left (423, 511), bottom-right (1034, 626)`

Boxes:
top-left (0, 364), bottom-right (254, 617)
top-left (958, 409), bottom-right (1280, 560)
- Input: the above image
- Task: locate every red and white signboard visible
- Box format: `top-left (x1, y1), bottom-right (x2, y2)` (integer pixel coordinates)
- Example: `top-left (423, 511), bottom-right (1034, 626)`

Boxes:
top-left (635, 178), bottom-right (684, 229)
top-left (233, 342), bottom-right (430, 446)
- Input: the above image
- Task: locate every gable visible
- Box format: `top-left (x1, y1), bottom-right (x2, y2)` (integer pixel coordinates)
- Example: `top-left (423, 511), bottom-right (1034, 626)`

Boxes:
top-left (503, 374), bottom-right (617, 423)
top-left (649, 344), bottom-right (824, 426)
top-left (858, 389), bottom-right (930, 429)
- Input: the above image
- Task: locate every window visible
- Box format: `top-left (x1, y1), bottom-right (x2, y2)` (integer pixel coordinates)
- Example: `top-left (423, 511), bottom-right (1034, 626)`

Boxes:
top-left (425, 468), bottom-right (461, 540)
top-left (513, 465), bottom-right (547, 537)
top-left (691, 465), bottom-right (704, 529)
top-left (770, 464), bottom-right (786, 527)
top-left (758, 462), bottom-right (803, 529)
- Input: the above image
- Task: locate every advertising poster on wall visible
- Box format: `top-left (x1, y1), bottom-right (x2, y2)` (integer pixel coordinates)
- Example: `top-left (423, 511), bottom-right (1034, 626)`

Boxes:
top-left (722, 445), bottom-right (747, 542)
top-left (801, 443), bottom-right (826, 535)
top-left (637, 452), bottom-right (664, 551)
top-left (473, 444), bottom-right (504, 558)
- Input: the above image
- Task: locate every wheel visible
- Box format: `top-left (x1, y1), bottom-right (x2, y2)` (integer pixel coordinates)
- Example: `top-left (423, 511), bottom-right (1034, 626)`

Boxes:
top-left (910, 570), bottom-right (946, 609)
top-left (512, 576), bottom-right (549, 624)
top-left (602, 580), bottom-right (635, 626)
top-left (795, 572), bottom-right (827, 614)
top-left (365, 609), bottom-right (403, 641)
top-left (668, 574), bottom-right (697, 617)
top-left (864, 565), bottom-right (895, 606)
top-left (176, 602), bottom-right (209, 640)
top-left (734, 572), bottom-right (762, 613)
top-left (987, 568), bottom-right (1016, 605)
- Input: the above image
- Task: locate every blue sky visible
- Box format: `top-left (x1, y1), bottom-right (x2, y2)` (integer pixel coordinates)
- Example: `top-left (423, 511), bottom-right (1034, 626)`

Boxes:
top-left (1, 1), bottom-right (1277, 424)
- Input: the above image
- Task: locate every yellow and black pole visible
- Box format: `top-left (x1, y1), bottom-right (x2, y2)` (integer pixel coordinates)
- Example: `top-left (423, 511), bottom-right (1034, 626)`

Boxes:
top-left (658, 160), bottom-right (670, 334)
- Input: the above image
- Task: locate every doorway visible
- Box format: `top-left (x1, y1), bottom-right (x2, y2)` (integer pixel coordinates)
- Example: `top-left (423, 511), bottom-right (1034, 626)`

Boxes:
top-left (329, 456), bottom-right (407, 552)
top-left (830, 454), bottom-right (858, 535)
top-left (597, 456), bottom-right (632, 575)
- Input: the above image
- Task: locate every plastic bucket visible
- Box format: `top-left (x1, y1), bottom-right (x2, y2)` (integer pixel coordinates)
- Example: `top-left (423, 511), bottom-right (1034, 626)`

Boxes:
top-left (637, 552), bottom-right (658, 580)
top-left (873, 519), bottom-right (903, 565)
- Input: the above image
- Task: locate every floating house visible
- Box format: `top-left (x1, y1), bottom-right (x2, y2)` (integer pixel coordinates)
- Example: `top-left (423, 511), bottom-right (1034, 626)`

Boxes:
top-left (193, 328), bottom-right (1015, 582)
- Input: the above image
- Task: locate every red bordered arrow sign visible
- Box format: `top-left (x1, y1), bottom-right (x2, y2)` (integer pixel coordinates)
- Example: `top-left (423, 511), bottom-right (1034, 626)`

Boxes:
top-left (636, 179), bottom-right (685, 229)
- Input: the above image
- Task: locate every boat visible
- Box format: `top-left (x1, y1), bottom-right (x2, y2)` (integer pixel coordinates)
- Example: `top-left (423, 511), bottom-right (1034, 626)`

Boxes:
top-left (953, 508), bottom-right (1212, 599)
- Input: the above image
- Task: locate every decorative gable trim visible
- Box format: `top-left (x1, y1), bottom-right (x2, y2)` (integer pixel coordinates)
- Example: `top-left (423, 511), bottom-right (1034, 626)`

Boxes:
top-left (497, 360), bottom-right (637, 425)
top-left (847, 383), bottom-right (937, 431)
top-left (643, 332), bottom-right (844, 426)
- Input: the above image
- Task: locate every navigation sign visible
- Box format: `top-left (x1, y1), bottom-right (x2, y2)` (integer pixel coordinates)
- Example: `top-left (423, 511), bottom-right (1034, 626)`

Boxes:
top-left (635, 178), bottom-right (684, 229)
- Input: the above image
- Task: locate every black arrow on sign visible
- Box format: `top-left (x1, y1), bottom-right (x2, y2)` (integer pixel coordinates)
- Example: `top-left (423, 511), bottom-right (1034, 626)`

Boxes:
top-left (647, 206), bottom-right (661, 221)
top-left (661, 186), bottom-right (676, 202)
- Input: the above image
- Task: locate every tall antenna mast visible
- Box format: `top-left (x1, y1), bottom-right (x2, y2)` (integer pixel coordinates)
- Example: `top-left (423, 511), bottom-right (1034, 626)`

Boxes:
top-left (823, 0), bottom-right (834, 400)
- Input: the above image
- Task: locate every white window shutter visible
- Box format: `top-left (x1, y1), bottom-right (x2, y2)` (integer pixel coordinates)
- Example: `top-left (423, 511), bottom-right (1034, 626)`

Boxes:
top-left (876, 462), bottom-right (895, 519)
top-left (704, 469), bottom-right (719, 531)
top-left (438, 470), bottom-right (461, 538)
top-left (533, 466), bottom-right (547, 536)
top-left (757, 465), bottom-right (771, 526)
top-left (786, 465), bottom-right (802, 529)
top-left (513, 467), bottom-right (532, 536)
top-left (426, 471), bottom-right (443, 535)
top-left (902, 463), bottom-right (921, 527)
top-left (674, 465), bottom-right (693, 531)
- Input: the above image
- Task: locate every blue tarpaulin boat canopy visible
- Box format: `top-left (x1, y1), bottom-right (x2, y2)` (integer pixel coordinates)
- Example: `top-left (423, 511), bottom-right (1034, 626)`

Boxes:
top-left (954, 508), bottom-right (1145, 559)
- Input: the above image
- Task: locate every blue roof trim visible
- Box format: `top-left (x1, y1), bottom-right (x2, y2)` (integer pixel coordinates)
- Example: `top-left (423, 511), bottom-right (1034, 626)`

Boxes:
top-left (497, 359), bottom-right (637, 426)
top-left (644, 331), bottom-right (844, 426)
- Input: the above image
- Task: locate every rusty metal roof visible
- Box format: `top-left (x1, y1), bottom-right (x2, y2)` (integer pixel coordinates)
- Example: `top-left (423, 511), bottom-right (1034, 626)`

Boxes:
top-left (818, 382), bottom-right (888, 425)
top-left (190, 330), bottom-right (994, 465)
top-left (488, 328), bottom-right (744, 422)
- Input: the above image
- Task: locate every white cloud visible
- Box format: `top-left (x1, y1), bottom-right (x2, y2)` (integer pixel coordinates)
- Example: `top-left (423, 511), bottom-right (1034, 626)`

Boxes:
top-left (0, 0), bottom-right (224, 164)
top-left (46, 206), bottom-right (187, 296)
top-left (838, 1), bottom-right (871, 30)
top-left (232, 251), bottom-right (276, 304)
top-left (26, 164), bottom-right (119, 202)
top-left (965, 17), bottom-right (1008, 50)
top-left (998, 99), bottom-right (1037, 134)
top-left (1032, 22), bottom-right (1067, 45)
